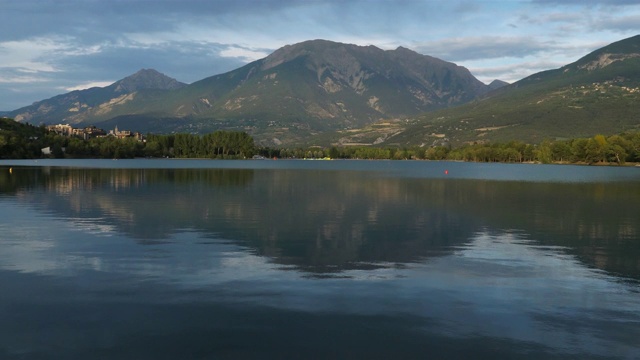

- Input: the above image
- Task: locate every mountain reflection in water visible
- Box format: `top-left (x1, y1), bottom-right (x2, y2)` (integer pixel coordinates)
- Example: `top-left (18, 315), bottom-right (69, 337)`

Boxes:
top-left (0, 160), bottom-right (638, 359)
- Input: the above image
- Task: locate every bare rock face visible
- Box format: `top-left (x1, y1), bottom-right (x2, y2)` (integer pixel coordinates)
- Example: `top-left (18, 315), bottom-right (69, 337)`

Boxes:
top-left (579, 53), bottom-right (640, 71)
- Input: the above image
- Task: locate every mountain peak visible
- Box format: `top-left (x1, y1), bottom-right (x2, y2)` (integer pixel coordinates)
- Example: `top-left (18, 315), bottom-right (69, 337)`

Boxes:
top-left (488, 79), bottom-right (509, 90)
top-left (393, 46), bottom-right (415, 53)
top-left (262, 39), bottom-right (359, 70)
top-left (111, 69), bottom-right (186, 93)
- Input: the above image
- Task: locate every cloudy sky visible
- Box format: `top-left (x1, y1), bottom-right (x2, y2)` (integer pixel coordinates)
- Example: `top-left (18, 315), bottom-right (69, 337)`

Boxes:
top-left (1, 0), bottom-right (639, 110)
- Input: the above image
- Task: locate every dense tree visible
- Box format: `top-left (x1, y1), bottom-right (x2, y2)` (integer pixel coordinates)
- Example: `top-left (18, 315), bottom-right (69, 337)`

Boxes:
top-left (534, 141), bottom-right (553, 164)
top-left (0, 118), bottom-right (49, 159)
top-left (550, 141), bottom-right (572, 162)
top-left (170, 131), bottom-right (255, 159)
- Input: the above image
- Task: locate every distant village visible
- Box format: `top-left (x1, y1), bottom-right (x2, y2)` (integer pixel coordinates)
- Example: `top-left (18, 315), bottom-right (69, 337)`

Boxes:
top-left (46, 124), bottom-right (144, 141)
top-left (42, 124), bottom-right (144, 156)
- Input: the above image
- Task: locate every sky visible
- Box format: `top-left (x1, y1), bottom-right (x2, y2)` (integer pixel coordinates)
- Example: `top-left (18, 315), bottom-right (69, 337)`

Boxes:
top-left (1, 0), bottom-right (639, 111)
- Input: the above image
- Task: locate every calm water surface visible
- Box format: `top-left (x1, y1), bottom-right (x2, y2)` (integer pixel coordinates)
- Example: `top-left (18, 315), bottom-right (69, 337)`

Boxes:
top-left (1, 159), bottom-right (639, 359)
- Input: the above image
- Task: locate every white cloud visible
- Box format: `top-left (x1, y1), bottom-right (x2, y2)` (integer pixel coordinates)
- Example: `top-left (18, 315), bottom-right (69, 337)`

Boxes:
top-left (60, 44), bottom-right (104, 57)
top-left (219, 46), bottom-right (270, 62)
top-left (0, 36), bottom-right (106, 77)
top-left (414, 36), bottom-right (552, 62)
top-left (0, 38), bottom-right (65, 73)
top-left (124, 32), bottom-right (175, 47)
top-left (466, 60), bottom-right (567, 83)
top-left (0, 74), bottom-right (50, 84)
top-left (64, 81), bottom-right (115, 91)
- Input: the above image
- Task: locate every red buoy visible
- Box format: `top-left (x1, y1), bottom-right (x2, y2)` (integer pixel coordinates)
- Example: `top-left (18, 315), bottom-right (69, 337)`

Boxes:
top-left (444, 170), bottom-right (448, 175)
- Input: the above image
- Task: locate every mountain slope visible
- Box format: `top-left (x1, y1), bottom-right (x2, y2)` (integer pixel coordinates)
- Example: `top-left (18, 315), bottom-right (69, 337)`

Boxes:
top-left (10, 69), bottom-right (186, 125)
top-left (376, 35), bottom-right (640, 146)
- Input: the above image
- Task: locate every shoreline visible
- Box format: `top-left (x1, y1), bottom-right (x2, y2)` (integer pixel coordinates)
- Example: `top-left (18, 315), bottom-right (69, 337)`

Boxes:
top-left (2, 157), bottom-right (639, 168)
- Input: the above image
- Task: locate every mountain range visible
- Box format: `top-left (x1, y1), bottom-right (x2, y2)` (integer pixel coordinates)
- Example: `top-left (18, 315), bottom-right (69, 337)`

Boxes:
top-left (8, 35), bottom-right (640, 146)
top-left (8, 40), bottom-right (502, 145)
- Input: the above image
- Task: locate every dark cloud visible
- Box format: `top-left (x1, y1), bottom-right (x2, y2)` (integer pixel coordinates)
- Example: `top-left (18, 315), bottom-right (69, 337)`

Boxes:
top-left (0, 0), bottom-right (322, 45)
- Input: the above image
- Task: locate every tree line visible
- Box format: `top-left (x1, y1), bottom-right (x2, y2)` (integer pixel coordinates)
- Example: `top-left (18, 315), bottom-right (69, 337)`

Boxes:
top-left (2, 118), bottom-right (639, 164)
top-left (445, 133), bottom-right (640, 165)
top-left (259, 132), bottom-right (640, 165)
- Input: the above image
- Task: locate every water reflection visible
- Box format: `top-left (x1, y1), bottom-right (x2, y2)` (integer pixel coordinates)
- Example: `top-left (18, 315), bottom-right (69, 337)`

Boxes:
top-left (1, 165), bottom-right (639, 280)
top-left (0, 163), bottom-right (639, 358)
top-left (2, 167), bottom-right (478, 272)
top-left (1, 218), bottom-right (638, 358)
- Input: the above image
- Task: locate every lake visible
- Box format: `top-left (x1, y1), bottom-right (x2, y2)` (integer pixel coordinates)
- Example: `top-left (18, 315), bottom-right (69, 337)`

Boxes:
top-left (1, 159), bottom-right (639, 359)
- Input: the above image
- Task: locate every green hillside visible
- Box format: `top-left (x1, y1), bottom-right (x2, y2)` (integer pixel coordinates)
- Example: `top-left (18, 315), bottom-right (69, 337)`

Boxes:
top-left (377, 35), bottom-right (640, 146)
